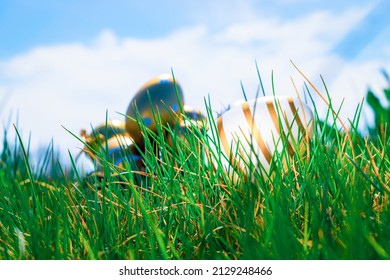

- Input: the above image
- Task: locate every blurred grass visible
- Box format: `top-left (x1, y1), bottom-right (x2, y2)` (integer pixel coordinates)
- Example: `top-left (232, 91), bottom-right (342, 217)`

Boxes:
top-left (0, 75), bottom-right (389, 260)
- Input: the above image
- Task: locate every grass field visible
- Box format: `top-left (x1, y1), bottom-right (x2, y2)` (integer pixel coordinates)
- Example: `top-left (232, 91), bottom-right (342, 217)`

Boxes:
top-left (0, 75), bottom-right (389, 260)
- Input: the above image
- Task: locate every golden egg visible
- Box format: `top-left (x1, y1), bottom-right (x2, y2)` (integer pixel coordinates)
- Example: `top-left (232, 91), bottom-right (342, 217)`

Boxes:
top-left (80, 120), bottom-right (143, 171)
top-left (125, 74), bottom-right (185, 146)
top-left (166, 105), bottom-right (207, 148)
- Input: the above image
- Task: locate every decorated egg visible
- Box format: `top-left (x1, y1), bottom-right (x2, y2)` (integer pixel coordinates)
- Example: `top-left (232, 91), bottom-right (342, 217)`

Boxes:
top-left (125, 74), bottom-right (185, 146)
top-left (166, 105), bottom-right (207, 148)
top-left (206, 95), bottom-right (314, 178)
top-left (183, 105), bottom-right (206, 123)
top-left (80, 120), bottom-right (143, 171)
top-left (181, 105), bottom-right (207, 129)
top-left (81, 119), bottom-right (126, 145)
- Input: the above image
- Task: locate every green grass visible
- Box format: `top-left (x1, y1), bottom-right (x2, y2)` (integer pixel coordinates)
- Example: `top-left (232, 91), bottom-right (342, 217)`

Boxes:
top-left (0, 77), bottom-right (389, 260)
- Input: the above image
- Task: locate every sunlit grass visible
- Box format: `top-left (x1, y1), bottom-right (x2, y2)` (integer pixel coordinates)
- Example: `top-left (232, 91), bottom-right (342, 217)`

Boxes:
top-left (0, 73), bottom-right (389, 260)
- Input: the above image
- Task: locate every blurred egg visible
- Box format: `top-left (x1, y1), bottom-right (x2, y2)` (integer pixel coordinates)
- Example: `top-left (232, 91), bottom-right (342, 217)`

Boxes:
top-left (96, 135), bottom-right (143, 172)
top-left (166, 105), bottom-right (207, 148)
top-left (125, 74), bottom-right (185, 146)
top-left (81, 119), bottom-right (126, 143)
top-left (80, 120), bottom-right (143, 171)
top-left (206, 95), bottom-right (314, 178)
top-left (180, 105), bottom-right (207, 132)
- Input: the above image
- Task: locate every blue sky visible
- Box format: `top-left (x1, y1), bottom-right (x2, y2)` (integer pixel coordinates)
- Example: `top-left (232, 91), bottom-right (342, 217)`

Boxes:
top-left (0, 0), bottom-right (389, 169)
top-left (1, 0), bottom-right (387, 59)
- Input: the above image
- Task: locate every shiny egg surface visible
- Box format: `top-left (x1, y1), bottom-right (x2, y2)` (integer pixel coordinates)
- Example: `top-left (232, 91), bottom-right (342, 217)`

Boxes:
top-left (125, 74), bottom-right (185, 146)
top-left (81, 120), bottom-right (143, 171)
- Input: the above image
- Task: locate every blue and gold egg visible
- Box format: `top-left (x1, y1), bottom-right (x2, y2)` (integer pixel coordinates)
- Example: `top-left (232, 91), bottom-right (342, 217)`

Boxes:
top-left (125, 74), bottom-right (185, 146)
top-left (80, 120), bottom-right (143, 171)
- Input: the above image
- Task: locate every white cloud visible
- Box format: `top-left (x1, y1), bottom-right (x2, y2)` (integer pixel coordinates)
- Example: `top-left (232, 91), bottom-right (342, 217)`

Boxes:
top-left (0, 4), bottom-right (388, 171)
